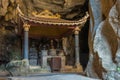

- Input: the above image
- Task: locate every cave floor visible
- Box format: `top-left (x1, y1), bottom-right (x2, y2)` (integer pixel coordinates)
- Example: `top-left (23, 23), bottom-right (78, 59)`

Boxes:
top-left (1, 73), bottom-right (100, 80)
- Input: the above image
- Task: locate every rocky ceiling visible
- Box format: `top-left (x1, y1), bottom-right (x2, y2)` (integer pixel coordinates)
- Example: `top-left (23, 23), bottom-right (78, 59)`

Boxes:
top-left (19, 0), bottom-right (88, 20)
top-left (0, 0), bottom-right (88, 25)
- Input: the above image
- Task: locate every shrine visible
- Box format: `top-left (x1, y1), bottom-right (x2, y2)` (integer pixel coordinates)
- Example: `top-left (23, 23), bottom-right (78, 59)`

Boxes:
top-left (0, 0), bottom-right (120, 79)
top-left (12, 6), bottom-right (89, 74)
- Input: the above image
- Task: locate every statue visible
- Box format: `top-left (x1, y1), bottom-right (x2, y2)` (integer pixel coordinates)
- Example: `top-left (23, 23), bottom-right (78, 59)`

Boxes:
top-left (29, 42), bottom-right (38, 66)
top-left (48, 40), bottom-right (56, 56)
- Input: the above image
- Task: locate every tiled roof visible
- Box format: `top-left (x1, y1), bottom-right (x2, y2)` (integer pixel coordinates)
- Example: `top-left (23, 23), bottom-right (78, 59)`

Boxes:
top-left (19, 12), bottom-right (89, 26)
top-left (17, 5), bottom-right (89, 26)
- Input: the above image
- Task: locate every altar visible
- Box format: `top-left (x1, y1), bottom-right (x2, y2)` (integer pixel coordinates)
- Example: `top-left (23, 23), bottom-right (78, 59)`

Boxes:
top-left (41, 55), bottom-right (65, 71)
top-left (28, 40), bottom-right (66, 72)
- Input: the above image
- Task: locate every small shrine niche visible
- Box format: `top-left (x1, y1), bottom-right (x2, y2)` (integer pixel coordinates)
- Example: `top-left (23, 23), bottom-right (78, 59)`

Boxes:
top-left (17, 5), bottom-right (89, 73)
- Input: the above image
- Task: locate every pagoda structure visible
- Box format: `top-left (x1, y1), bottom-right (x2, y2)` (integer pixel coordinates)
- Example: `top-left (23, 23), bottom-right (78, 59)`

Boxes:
top-left (17, 5), bottom-right (89, 73)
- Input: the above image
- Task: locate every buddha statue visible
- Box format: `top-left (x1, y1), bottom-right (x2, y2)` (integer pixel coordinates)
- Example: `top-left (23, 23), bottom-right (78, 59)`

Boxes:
top-left (48, 40), bottom-right (56, 56)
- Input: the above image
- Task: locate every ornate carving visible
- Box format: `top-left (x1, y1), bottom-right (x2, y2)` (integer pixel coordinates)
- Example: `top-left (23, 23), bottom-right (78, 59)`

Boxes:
top-left (74, 27), bottom-right (80, 35)
top-left (23, 23), bottom-right (30, 31)
top-left (32, 10), bottom-right (61, 19)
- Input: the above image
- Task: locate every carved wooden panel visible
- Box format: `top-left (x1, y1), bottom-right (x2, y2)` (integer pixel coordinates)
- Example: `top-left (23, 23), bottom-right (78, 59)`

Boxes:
top-left (50, 57), bottom-right (61, 72)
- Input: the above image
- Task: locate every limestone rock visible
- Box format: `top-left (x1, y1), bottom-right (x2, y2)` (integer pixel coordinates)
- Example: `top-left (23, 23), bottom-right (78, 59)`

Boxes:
top-left (86, 0), bottom-right (120, 79)
top-left (0, 0), bottom-right (9, 16)
top-left (18, 0), bottom-right (86, 19)
top-left (0, 0), bottom-right (87, 23)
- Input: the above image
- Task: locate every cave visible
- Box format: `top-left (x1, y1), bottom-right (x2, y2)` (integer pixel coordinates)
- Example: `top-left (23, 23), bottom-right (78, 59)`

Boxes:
top-left (0, 0), bottom-right (120, 80)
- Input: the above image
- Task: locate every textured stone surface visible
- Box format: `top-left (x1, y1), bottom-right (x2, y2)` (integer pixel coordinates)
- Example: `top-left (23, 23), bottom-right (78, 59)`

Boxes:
top-left (18, 0), bottom-right (86, 19)
top-left (86, 0), bottom-right (120, 79)
top-left (0, 0), bottom-right (87, 22)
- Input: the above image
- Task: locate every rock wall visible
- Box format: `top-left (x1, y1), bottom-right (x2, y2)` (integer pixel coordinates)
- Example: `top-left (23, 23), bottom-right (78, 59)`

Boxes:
top-left (18, 0), bottom-right (86, 20)
top-left (0, 0), bottom-right (18, 22)
top-left (86, 0), bottom-right (120, 79)
top-left (0, 0), bottom-right (86, 21)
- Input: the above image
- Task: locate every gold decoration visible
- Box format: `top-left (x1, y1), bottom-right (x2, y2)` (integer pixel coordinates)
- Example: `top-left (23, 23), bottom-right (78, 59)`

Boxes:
top-left (32, 10), bottom-right (61, 19)
top-left (23, 23), bottom-right (30, 31)
top-left (74, 27), bottom-right (80, 35)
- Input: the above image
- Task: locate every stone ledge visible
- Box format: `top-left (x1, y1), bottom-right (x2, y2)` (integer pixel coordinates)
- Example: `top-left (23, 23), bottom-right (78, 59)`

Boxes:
top-left (60, 65), bottom-right (83, 73)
